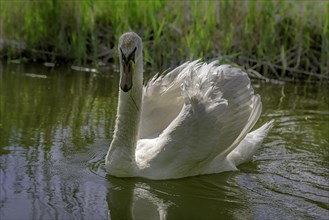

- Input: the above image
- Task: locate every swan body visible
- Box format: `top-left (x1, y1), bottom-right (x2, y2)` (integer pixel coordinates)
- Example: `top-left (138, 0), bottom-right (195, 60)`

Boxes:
top-left (105, 32), bottom-right (273, 180)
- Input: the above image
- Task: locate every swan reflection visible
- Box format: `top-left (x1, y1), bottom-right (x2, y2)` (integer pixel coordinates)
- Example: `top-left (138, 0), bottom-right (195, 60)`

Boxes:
top-left (106, 173), bottom-right (249, 220)
top-left (107, 177), bottom-right (172, 220)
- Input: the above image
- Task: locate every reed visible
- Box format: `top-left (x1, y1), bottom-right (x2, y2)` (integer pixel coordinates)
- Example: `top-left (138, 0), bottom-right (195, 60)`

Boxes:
top-left (0, 0), bottom-right (328, 81)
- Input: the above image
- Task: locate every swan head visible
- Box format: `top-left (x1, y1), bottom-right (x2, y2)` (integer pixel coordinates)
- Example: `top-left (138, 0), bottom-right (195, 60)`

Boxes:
top-left (118, 32), bottom-right (143, 92)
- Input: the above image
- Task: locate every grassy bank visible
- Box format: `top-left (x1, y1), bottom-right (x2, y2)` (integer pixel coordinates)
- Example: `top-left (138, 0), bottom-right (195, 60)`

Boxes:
top-left (0, 0), bottom-right (328, 82)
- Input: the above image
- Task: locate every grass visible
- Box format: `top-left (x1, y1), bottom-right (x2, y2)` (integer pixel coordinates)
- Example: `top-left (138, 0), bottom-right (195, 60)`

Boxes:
top-left (0, 0), bottom-right (328, 82)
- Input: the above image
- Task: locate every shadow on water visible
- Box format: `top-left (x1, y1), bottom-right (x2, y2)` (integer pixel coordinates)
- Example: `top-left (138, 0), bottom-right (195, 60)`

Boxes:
top-left (0, 63), bottom-right (328, 219)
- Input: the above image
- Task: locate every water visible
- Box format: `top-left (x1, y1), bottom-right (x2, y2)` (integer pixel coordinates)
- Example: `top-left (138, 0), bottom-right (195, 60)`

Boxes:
top-left (0, 63), bottom-right (328, 220)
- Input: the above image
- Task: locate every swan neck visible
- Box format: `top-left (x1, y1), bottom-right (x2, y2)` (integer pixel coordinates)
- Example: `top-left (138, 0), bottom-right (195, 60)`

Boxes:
top-left (106, 56), bottom-right (143, 169)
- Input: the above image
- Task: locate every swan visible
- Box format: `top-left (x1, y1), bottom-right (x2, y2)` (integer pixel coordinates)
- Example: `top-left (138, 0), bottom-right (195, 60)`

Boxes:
top-left (105, 32), bottom-right (273, 180)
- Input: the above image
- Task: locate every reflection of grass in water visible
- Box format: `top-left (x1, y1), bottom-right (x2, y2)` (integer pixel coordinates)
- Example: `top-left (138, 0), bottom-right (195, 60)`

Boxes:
top-left (0, 65), bottom-right (118, 152)
top-left (0, 0), bottom-right (328, 80)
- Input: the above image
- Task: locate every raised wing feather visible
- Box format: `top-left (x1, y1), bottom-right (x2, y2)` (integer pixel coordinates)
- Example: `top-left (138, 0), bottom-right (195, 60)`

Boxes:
top-left (139, 60), bottom-right (200, 139)
top-left (136, 62), bottom-right (262, 179)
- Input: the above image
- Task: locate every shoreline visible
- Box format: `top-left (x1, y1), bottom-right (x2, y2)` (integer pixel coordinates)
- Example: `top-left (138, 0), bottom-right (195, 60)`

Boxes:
top-left (0, 1), bottom-right (328, 82)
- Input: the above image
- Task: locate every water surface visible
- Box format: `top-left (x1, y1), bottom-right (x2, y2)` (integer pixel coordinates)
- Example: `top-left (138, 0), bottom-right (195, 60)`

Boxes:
top-left (0, 63), bottom-right (328, 220)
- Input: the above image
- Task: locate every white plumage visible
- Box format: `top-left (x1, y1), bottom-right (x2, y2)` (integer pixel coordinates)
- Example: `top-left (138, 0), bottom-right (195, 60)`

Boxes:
top-left (105, 32), bottom-right (273, 180)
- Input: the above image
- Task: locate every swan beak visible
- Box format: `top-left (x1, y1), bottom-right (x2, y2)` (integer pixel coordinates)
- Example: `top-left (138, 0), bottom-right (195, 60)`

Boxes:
top-left (120, 60), bottom-right (134, 92)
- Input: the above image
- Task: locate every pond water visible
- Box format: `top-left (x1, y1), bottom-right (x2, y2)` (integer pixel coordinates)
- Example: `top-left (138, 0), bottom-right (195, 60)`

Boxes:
top-left (0, 63), bottom-right (328, 220)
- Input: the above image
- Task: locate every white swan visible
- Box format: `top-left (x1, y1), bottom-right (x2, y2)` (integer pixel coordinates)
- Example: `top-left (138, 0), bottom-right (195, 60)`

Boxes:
top-left (105, 32), bottom-right (273, 180)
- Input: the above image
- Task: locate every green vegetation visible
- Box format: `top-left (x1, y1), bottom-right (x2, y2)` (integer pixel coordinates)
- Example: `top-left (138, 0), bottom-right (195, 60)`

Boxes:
top-left (0, 0), bottom-right (328, 81)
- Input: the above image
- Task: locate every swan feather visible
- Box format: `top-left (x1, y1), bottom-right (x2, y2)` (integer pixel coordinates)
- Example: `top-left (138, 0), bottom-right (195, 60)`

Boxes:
top-left (135, 61), bottom-right (271, 179)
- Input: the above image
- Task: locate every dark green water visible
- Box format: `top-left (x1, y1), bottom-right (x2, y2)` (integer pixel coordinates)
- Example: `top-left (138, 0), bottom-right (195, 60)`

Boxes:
top-left (0, 63), bottom-right (328, 220)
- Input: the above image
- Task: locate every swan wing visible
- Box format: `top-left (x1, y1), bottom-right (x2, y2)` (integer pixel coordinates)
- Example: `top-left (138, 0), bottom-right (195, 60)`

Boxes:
top-left (136, 62), bottom-right (262, 179)
top-left (140, 60), bottom-right (200, 139)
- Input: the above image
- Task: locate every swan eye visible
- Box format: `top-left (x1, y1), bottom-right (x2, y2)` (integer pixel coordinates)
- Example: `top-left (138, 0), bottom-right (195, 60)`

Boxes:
top-left (120, 47), bottom-right (137, 65)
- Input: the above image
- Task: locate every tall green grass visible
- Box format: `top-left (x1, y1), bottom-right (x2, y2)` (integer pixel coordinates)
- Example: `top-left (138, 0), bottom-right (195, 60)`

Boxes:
top-left (0, 0), bottom-right (328, 81)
